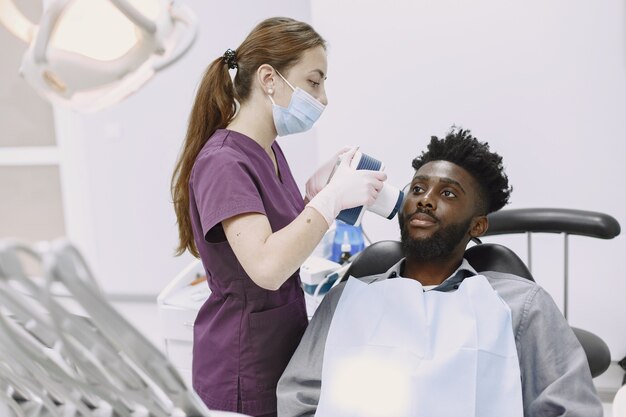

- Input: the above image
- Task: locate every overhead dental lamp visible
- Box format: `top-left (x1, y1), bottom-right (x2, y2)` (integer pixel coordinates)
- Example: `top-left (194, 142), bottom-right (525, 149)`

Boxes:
top-left (0, 0), bottom-right (197, 112)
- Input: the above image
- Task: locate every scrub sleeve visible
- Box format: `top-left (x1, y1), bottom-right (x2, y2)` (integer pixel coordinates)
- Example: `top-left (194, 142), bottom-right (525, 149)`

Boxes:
top-left (188, 129), bottom-right (308, 416)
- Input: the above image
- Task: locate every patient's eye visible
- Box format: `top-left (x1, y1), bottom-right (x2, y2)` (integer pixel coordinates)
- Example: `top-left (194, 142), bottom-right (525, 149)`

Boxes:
top-left (412, 185), bottom-right (424, 194)
top-left (442, 190), bottom-right (456, 198)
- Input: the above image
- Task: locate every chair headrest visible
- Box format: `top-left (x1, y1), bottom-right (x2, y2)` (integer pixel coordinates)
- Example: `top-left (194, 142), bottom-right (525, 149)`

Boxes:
top-left (465, 244), bottom-right (533, 281)
top-left (343, 240), bottom-right (403, 280)
top-left (344, 241), bottom-right (534, 282)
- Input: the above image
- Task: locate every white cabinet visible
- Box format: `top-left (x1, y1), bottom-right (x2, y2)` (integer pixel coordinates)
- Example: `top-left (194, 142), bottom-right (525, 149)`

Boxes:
top-left (157, 259), bottom-right (209, 387)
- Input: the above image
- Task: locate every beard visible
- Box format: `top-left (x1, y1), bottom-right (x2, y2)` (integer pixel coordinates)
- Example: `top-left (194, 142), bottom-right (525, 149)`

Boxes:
top-left (399, 211), bottom-right (472, 262)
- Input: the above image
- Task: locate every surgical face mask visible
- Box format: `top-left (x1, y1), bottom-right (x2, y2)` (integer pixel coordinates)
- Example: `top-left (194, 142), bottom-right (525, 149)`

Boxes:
top-left (269, 71), bottom-right (326, 136)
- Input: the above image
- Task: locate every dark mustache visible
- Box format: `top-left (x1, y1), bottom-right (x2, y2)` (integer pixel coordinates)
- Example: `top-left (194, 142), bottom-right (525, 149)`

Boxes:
top-left (408, 208), bottom-right (439, 222)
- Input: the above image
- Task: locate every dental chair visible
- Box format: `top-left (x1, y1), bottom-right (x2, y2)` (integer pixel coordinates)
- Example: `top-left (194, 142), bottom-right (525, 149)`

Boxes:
top-left (342, 208), bottom-right (620, 378)
top-left (0, 239), bottom-right (219, 417)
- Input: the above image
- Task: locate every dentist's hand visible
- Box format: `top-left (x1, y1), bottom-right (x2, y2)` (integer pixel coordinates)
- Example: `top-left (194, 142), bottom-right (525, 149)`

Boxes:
top-left (305, 146), bottom-right (351, 202)
top-left (306, 148), bottom-right (387, 226)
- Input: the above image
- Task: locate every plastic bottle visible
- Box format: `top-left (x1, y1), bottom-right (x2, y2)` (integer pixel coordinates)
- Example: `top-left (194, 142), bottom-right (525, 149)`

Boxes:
top-left (339, 231), bottom-right (352, 264)
top-left (330, 220), bottom-right (365, 263)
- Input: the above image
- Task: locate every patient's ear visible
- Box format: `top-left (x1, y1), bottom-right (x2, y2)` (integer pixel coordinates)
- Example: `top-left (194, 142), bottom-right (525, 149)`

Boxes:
top-left (470, 216), bottom-right (488, 238)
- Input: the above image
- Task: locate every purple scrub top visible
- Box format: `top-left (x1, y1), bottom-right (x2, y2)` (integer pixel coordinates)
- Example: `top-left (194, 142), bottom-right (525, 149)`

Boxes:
top-left (188, 129), bottom-right (308, 416)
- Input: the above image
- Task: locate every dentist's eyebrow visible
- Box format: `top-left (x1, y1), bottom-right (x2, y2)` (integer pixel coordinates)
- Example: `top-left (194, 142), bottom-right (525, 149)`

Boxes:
top-left (412, 175), bottom-right (466, 194)
top-left (311, 69), bottom-right (327, 80)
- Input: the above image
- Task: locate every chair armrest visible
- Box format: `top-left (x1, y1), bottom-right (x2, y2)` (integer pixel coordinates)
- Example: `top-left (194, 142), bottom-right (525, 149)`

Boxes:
top-left (485, 208), bottom-right (620, 239)
top-left (572, 327), bottom-right (611, 378)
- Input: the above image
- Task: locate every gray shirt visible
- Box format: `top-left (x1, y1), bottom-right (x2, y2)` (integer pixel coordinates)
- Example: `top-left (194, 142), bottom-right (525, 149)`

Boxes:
top-left (277, 259), bottom-right (602, 417)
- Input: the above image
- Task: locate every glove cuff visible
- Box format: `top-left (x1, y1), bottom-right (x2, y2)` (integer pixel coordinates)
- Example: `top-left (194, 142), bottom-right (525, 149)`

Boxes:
top-left (306, 189), bottom-right (339, 227)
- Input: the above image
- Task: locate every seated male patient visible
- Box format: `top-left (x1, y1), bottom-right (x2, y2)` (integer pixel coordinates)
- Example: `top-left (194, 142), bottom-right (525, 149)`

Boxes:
top-left (277, 128), bottom-right (602, 417)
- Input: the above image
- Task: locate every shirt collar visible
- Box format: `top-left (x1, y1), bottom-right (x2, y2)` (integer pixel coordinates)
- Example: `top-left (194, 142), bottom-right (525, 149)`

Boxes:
top-left (374, 258), bottom-right (478, 292)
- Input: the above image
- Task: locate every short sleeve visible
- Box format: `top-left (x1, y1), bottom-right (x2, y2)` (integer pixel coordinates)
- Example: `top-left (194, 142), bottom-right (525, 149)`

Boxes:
top-left (191, 150), bottom-right (266, 239)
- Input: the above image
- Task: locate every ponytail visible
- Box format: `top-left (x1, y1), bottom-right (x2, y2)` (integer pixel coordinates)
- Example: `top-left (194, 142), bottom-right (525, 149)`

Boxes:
top-left (171, 56), bottom-right (236, 257)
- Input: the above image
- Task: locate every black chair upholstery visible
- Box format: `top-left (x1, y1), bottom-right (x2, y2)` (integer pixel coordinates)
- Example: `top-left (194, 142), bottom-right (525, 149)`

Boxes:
top-left (343, 239), bottom-right (610, 378)
top-left (486, 208), bottom-right (621, 239)
top-left (465, 244), bottom-right (533, 281)
top-left (344, 240), bottom-right (404, 279)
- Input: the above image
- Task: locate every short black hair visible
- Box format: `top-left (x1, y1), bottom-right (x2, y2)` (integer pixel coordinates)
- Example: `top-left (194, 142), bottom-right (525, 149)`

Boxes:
top-left (411, 127), bottom-right (512, 214)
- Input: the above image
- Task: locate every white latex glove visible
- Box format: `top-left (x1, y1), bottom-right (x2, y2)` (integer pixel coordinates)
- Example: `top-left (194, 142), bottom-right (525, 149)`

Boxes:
top-left (306, 148), bottom-right (387, 226)
top-left (305, 146), bottom-right (352, 201)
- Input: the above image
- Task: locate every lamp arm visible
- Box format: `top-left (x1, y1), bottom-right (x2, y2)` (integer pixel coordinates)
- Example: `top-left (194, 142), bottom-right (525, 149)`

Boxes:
top-left (32, 0), bottom-right (70, 63)
top-left (0, 0), bottom-right (36, 43)
top-left (109, 0), bottom-right (157, 34)
top-left (152, 2), bottom-right (197, 71)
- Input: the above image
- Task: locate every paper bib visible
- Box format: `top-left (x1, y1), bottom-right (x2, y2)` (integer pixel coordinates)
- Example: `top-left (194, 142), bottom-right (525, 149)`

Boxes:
top-left (316, 275), bottom-right (523, 417)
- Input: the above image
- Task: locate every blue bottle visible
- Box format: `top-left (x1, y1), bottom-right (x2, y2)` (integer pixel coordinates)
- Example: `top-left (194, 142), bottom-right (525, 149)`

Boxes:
top-left (330, 220), bottom-right (365, 263)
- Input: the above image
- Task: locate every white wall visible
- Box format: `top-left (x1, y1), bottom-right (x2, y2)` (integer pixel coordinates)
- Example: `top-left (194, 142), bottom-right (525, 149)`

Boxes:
top-left (311, 0), bottom-right (626, 360)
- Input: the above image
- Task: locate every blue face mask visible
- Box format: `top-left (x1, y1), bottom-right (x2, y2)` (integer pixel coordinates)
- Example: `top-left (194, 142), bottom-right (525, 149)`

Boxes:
top-left (269, 71), bottom-right (326, 137)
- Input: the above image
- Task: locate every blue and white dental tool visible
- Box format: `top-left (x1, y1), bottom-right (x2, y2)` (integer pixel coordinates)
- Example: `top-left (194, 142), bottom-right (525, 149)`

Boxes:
top-left (330, 150), bottom-right (404, 226)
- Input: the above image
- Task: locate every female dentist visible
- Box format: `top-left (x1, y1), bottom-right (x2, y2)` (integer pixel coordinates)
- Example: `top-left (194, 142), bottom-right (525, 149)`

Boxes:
top-left (171, 17), bottom-right (386, 417)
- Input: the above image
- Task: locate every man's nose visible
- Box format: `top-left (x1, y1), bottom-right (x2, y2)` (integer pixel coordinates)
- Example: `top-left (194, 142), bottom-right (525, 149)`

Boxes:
top-left (417, 191), bottom-right (436, 209)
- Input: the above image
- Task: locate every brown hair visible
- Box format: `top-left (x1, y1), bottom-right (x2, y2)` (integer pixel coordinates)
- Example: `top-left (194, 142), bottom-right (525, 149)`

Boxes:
top-left (171, 17), bottom-right (326, 257)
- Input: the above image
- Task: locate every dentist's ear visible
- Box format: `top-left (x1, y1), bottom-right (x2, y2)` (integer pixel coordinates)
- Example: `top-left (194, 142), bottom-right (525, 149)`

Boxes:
top-left (257, 64), bottom-right (276, 95)
top-left (470, 216), bottom-right (489, 238)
